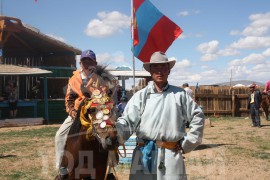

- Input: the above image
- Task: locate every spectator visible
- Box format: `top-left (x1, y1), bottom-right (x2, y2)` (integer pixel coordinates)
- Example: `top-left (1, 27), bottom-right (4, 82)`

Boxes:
top-left (117, 97), bottom-right (128, 115)
top-left (247, 83), bottom-right (262, 128)
top-left (5, 80), bottom-right (18, 118)
top-left (182, 83), bottom-right (194, 100)
top-left (31, 80), bottom-right (42, 99)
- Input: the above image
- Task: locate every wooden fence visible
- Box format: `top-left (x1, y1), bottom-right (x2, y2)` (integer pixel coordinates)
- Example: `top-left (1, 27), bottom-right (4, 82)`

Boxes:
top-left (191, 86), bottom-right (267, 117)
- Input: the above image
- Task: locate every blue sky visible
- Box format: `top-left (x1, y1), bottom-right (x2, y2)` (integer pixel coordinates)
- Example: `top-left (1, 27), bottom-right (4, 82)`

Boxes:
top-left (2, 0), bottom-right (270, 89)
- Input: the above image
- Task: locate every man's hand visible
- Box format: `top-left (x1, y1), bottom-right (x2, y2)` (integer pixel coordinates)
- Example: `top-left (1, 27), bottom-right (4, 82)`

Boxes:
top-left (69, 109), bottom-right (77, 120)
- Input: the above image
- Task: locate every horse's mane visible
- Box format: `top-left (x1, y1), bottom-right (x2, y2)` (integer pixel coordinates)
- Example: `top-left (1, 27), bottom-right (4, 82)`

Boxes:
top-left (95, 65), bottom-right (116, 83)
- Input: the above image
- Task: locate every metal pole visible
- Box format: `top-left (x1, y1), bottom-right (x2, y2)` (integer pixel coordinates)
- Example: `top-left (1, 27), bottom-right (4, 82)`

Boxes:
top-left (44, 77), bottom-right (49, 124)
top-left (131, 0), bottom-right (136, 94)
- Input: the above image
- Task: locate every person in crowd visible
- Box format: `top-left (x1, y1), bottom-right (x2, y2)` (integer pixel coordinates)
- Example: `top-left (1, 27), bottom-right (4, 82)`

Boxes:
top-left (182, 82), bottom-right (194, 100)
top-left (115, 51), bottom-right (205, 179)
top-left (264, 80), bottom-right (270, 95)
top-left (5, 80), bottom-right (18, 118)
top-left (247, 83), bottom-right (262, 128)
top-left (31, 80), bottom-right (42, 99)
top-left (117, 96), bottom-right (128, 116)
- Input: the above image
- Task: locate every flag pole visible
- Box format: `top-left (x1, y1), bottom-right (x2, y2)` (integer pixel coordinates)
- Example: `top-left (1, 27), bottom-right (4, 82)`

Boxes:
top-left (131, 0), bottom-right (136, 94)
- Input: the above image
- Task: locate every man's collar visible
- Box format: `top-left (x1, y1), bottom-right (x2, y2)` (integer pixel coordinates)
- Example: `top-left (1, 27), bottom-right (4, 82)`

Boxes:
top-left (149, 81), bottom-right (169, 93)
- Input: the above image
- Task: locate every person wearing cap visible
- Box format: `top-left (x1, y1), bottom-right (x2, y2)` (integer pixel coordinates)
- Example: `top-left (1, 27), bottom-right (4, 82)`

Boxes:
top-left (54, 49), bottom-right (98, 177)
top-left (182, 83), bottom-right (194, 100)
top-left (115, 51), bottom-right (205, 179)
top-left (247, 83), bottom-right (262, 127)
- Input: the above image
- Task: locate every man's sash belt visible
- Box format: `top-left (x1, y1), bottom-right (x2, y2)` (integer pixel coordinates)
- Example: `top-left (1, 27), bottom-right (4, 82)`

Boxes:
top-left (138, 141), bottom-right (178, 150)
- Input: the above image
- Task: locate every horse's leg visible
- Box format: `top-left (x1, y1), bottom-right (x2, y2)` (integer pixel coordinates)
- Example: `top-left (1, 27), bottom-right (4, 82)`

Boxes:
top-left (265, 108), bottom-right (269, 121)
top-left (94, 151), bottom-right (109, 180)
top-left (261, 100), bottom-right (269, 121)
top-left (267, 97), bottom-right (270, 120)
top-left (60, 135), bottom-right (82, 180)
top-left (88, 141), bottom-right (109, 180)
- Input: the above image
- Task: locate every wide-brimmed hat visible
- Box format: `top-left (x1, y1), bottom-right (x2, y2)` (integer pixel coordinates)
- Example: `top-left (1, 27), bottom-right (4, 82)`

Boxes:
top-left (248, 84), bottom-right (255, 88)
top-left (143, 51), bottom-right (176, 72)
top-left (80, 50), bottom-right (96, 61)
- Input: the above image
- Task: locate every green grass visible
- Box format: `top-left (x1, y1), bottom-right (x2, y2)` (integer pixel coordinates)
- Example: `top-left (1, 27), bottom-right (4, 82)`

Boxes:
top-left (189, 175), bottom-right (207, 180)
top-left (3, 168), bottom-right (50, 180)
top-left (208, 116), bottom-right (246, 122)
top-left (248, 136), bottom-right (270, 150)
top-left (187, 157), bottom-right (214, 166)
top-left (252, 152), bottom-right (270, 160)
top-left (0, 127), bottom-right (58, 138)
top-left (227, 146), bottom-right (252, 157)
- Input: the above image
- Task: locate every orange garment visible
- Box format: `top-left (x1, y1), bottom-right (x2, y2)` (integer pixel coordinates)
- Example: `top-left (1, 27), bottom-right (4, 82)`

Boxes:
top-left (65, 69), bottom-right (98, 115)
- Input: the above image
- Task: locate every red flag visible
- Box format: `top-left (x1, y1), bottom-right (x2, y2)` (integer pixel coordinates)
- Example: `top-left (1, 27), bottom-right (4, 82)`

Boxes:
top-left (133, 0), bottom-right (183, 62)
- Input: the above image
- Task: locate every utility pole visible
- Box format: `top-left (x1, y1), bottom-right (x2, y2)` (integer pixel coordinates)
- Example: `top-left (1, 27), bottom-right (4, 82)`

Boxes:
top-left (230, 69), bottom-right (232, 87)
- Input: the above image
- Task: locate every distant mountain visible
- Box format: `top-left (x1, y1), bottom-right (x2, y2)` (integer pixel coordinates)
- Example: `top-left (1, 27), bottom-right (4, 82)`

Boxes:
top-left (211, 80), bottom-right (264, 87)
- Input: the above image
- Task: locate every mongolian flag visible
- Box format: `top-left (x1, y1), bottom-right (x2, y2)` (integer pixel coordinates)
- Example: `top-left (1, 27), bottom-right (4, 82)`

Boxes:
top-left (133, 0), bottom-right (183, 62)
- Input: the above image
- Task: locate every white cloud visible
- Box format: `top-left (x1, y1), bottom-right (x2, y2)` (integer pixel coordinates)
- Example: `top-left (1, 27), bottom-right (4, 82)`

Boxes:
top-left (242, 53), bottom-right (265, 64)
top-left (197, 40), bottom-right (219, 54)
top-left (96, 51), bottom-right (129, 69)
top-left (174, 59), bottom-right (191, 69)
top-left (201, 65), bottom-right (209, 69)
top-left (230, 12), bottom-right (270, 37)
top-left (229, 59), bottom-right (243, 67)
top-left (84, 11), bottom-right (130, 38)
top-left (242, 12), bottom-right (270, 36)
top-left (217, 48), bottom-right (240, 56)
top-left (201, 69), bottom-right (218, 77)
top-left (179, 32), bottom-right (204, 39)
top-left (178, 33), bottom-right (186, 39)
top-left (177, 10), bottom-right (200, 17)
top-left (262, 48), bottom-right (270, 57)
top-left (228, 48), bottom-right (268, 67)
top-left (201, 53), bottom-right (217, 61)
top-left (230, 30), bottom-right (241, 36)
top-left (178, 11), bottom-right (189, 17)
top-left (230, 36), bottom-right (270, 49)
top-left (242, 26), bottom-right (269, 37)
top-left (46, 34), bottom-right (65, 42)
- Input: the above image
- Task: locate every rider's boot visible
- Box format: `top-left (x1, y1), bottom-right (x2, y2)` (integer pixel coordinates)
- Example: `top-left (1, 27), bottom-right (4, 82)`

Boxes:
top-left (107, 173), bottom-right (117, 180)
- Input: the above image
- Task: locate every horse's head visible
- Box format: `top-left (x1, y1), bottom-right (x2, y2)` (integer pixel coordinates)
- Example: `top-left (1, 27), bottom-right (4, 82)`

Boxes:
top-left (90, 105), bottom-right (119, 150)
top-left (78, 65), bottom-right (119, 150)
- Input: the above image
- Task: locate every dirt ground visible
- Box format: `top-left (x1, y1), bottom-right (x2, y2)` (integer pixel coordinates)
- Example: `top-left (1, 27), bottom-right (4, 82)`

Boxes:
top-left (0, 117), bottom-right (270, 180)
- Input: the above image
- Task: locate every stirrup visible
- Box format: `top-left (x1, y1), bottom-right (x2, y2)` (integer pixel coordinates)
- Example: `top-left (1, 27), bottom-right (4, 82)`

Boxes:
top-left (58, 167), bottom-right (68, 179)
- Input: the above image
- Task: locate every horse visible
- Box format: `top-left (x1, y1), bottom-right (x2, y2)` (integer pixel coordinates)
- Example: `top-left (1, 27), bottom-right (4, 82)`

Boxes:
top-left (261, 92), bottom-right (270, 121)
top-left (56, 66), bottom-right (120, 180)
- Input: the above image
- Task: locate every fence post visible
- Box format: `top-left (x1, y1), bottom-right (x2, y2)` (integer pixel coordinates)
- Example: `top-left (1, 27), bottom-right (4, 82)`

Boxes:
top-left (214, 88), bottom-right (218, 116)
top-left (232, 90), bottom-right (235, 117)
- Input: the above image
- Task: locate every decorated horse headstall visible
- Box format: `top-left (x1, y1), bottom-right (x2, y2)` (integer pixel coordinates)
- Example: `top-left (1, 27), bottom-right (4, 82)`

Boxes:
top-left (78, 66), bottom-right (118, 145)
top-left (79, 88), bottom-right (117, 142)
